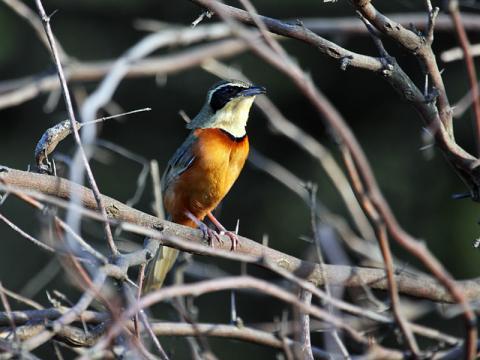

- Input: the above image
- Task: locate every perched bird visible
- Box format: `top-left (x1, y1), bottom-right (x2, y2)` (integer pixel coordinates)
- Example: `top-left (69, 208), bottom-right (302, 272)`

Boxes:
top-left (143, 80), bottom-right (266, 292)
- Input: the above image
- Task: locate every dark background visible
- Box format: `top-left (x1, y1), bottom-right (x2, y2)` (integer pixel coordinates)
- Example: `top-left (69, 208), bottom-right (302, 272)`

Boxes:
top-left (1, 0), bottom-right (479, 358)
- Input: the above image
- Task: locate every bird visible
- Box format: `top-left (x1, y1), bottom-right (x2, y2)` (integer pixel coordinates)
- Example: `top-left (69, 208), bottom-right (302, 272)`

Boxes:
top-left (143, 79), bottom-right (266, 292)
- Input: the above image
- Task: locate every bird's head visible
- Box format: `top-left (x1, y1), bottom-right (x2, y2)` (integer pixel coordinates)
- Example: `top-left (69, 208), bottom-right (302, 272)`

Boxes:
top-left (187, 80), bottom-right (266, 138)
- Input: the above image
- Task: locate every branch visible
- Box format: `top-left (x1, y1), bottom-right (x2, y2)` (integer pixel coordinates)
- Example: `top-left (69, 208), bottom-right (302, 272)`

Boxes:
top-left (353, 0), bottom-right (454, 134)
top-left (448, 0), bottom-right (480, 155)
top-left (34, 0), bottom-right (117, 255)
top-left (187, 1), bottom-right (477, 357)
top-left (0, 38), bottom-right (248, 111)
top-left (0, 308), bottom-right (108, 327)
top-left (188, 1), bottom-right (480, 207)
top-left (441, 43), bottom-right (480, 62)
top-left (1, 167), bottom-right (480, 303)
top-left (189, 0), bottom-right (383, 71)
top-left (0, 314), bottom-right (328, 358)
top-left (303, 13), bottom-right (480, 34)
top-left (34, 108), bottom-right (151, 172)
top-left (88, 276), bottom-right (405, 359)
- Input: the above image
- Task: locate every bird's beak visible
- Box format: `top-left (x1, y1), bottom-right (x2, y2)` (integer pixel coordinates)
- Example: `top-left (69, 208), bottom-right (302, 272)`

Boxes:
top-left (239, 85), bottom-right (266, 97)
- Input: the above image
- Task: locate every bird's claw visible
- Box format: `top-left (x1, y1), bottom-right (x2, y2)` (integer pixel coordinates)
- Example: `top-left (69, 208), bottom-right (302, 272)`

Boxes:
top-left (220, 231), bottom-right (239, 251)
top-left (199, 223), bottom-right (223, 248)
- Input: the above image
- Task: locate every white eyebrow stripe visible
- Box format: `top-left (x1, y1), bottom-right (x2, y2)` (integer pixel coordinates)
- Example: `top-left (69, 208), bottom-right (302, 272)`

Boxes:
top-left (207, 82), bottom-right (250, 105)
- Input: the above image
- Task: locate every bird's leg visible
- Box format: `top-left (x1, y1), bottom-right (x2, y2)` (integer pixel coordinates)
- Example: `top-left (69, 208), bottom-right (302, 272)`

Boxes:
top-left (207, 212), bottom-right (239, 251)
top-left (185, 211), bottom-right (222, 247)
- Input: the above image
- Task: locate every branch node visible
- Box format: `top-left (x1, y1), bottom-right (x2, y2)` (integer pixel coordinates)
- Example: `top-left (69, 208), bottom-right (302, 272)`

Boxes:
top-left (340, 56), bottom-right (353, 71)
top-left (143, 248), bottom-right (154, 262)
top-left (47, 9), bottom-right (59, 21)
top-left (380, 58), bottom-right (394, 77)
top-left (154, 224), bottom-right (165, 232)
top-left (426, 7), bottom-right (440, 44)
top-left (191, 10), bottom-right (213, 27)
top-left (41, 8), bottom-right (58, 24)
top-left (425, 87), bottom-right (440, 104)
top-left (44, 320), bottom-right (61, 333)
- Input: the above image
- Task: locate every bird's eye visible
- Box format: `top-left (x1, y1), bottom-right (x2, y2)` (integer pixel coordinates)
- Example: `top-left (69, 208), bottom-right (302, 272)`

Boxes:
top-left (210, 86), bottom-right (243, 112)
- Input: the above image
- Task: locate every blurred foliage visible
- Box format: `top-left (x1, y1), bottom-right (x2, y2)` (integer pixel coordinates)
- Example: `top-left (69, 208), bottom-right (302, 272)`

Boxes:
top-left (0, 0), bottom-right (480, 358)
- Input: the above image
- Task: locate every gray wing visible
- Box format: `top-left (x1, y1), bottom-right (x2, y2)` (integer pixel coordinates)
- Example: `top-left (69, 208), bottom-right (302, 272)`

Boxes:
top-left (161, 132), bottom-right (197, 192)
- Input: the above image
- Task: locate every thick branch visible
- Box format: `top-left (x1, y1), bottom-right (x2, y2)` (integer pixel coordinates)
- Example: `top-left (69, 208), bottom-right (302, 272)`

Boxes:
top-left (1, 167), bottom-right (480, 303)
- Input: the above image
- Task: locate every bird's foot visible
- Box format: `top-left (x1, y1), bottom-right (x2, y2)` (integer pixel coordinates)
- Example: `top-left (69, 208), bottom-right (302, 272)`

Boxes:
top-left (185, 211), bottom-right (224, 248)
top-left (219, 230), bottom-right (238, 251)
top-left (199, 222), bottom-right (223, 248)
top-left (207, 212), bottom-right (239, 251)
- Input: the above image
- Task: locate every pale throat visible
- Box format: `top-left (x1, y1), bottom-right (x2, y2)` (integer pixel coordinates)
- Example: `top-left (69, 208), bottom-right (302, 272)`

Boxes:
top-left (211, 97), bottom-right (255, 138)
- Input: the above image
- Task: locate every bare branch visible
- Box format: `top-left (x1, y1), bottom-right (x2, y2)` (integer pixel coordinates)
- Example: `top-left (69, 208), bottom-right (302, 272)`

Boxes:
top-left (33, 0), bottom-right (117, 255)
top-left (188, 1), bottom-right (478, 357)
top-left (0, 37), bottom-right (247, 110)
top-left (448, 0), bottom-right (480, 156)
top-left (441, 43), bottom-right (480, 62)
top-left (88, 276), bottom-right (405, 358)
top-left (189, 0), bottom-right (383, 71)
top-left (34, 108), bottom-right (151, 172)
top-left (22, 272), bottom-right (107, 351)
top-left (0, 212), bottom-right (55, 253)
top-left (1, 167), bottom-right (480, 303)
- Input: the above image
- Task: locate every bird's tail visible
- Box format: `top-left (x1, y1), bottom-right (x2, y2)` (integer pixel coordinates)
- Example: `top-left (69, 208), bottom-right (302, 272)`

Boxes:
top-left (143, 216), bottom-right (197, 293)
top-left (143, 246), bottom-right (179, 293)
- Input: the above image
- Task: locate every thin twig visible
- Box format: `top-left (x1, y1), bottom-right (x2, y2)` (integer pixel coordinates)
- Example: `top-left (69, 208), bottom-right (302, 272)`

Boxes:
top-left (340, 147), bottom-right (420, 355)
top-left (0, 212), bottom-right (55, 253)
top-left (0, 39), bottom-right (249, 111)
top-left (22, 272), bottom-right (107, 351)
top-left (306, 184), bottom-right (349, 359)
top-left (86, 276), bottom-right (402, 358)
top-left (0, 282), bottom-right (19, 344)
top-left (20, 258), bottom-right (61, 299)
top-left (452, 81), bottom-right (480, 118)
top-left (134, 264), bottom-right (145, 340)
top-left (448, 0), bottom-right (480, 156)
top-left (191, 10), bottom-right (213, 27)
top-left (237, 0), bottom-right (287, 59)
top-left (352, 2), bottom-right (477, 357)
top-left (297, 289), bottom-right (314, 360)
top-left (9, 191), bottom-right (107, 263)
top-left (0, 287), bottom-right (43, 311)
top-left (441, 44), bottom-right (480, 63)
top-left (33, 0), bottom-right (118, 255)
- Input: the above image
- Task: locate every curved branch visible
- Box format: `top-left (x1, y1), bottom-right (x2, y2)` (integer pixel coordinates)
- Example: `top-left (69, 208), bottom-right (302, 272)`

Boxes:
top-left (189, 0), bottom-right (383, 71)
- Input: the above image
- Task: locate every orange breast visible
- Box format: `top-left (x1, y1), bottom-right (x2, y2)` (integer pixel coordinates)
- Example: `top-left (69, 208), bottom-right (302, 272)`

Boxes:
top-left (164, 128), bottom-right (249, 227)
